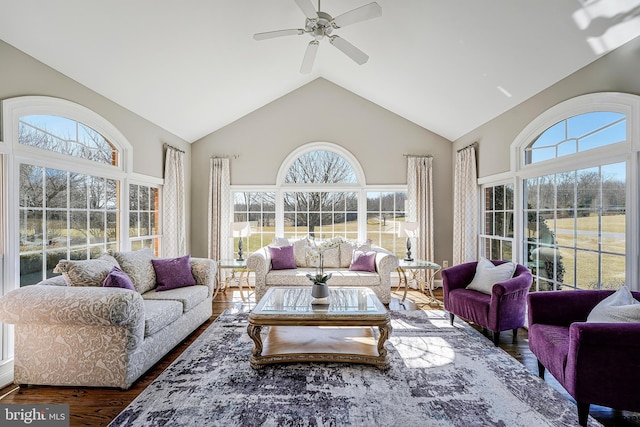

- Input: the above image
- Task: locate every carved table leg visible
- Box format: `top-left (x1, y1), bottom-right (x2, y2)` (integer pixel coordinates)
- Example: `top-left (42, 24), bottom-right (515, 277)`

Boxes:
top-left (377, 323), bottom-right (392, 359)
top-left (247, 324), bottom-right (263, 357)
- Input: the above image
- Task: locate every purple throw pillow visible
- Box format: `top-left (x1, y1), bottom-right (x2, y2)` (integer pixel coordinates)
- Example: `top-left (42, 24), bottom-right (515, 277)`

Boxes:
top-left (268, 245), bottom-right (296, 270)
top-left (349, 250), bottom-right (376, 272)
top-left (152, 254), bottom-right (197, 291)
top-left (103, 266), bottom-right (135, 291)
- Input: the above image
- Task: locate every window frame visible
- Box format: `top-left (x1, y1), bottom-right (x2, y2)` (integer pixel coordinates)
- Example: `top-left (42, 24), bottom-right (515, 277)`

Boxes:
top-left (507, 92), bottom-right (640, 291)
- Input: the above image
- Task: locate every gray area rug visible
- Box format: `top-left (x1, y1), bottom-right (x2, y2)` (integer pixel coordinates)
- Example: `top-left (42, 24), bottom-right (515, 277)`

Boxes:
top-left (110, 309), bottom-right (600, 426)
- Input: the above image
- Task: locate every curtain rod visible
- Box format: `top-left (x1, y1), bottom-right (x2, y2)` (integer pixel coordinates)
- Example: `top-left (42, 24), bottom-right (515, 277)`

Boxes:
top-left (457, 141), bottom-right (478, 153)
top-left (211, 154), bottom-right (240, 159)
top-left (163, 143), bottom-right (185, 154)
top-left (403, 154), bottom-right (433, 158)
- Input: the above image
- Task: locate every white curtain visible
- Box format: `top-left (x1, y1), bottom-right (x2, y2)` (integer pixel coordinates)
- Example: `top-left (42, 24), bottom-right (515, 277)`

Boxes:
top-left (407, 156), bottom-right (434, 284)
top-left (453, 145), bottom-right (478, 265)
top-left (208, 157), bottom-right (231, 261)
top-left (162, 146), bottom-right (186, 257)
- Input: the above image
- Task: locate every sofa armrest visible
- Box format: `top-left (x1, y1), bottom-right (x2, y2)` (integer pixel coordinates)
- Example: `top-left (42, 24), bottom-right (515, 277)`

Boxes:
top-left (527, 290), bottom-right (615, 327)
top-left (0, 285), bottom-right (144, 327)
top-left (247, 248), bottom-right (270, 301)
top-left (0, 285), bottom-right (145, 350)
top-left (372, 247), bottom-right (399, 287)
top-left (564, 322), bottom-right (640, 406)
top-left (190, 257), bottom-right (217, 298)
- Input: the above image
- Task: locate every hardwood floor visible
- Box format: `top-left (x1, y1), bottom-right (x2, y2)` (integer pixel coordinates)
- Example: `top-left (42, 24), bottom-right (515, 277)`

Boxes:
top-left (1, 288), bottom-right (639, 426)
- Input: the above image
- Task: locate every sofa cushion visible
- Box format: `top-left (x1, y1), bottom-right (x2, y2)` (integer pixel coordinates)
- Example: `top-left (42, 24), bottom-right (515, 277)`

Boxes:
top-left (339, 241), bottom-right (371, 267)
top-left (528, 323), bottom-right (570, 384)
top-left (103, 266), bottom-right (135, 291)
top-left (268, 245), bottom-right (296, 270)
top-left (349, 251), bottom-right (376, 272)
top-left (152, 254), bottom-right (197, 291)
top-left (142, 285), bottom-right (209, 312)
top-left (587, 285), bottom-right (640, 323)
top-left (53, 254), bottom-right (120, 287)
top-left (143, 299), bottom-right (182, 336)
top-left (466, 257), bottom-right (516, 295)
top-left (266, 268), bottom-right (380, 287)
top-left (110, 248), bottom-right (157, 294)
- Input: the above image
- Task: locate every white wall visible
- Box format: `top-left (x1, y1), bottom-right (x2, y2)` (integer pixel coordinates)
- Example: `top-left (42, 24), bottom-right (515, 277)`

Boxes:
top-left (190, 78), bottom-right (454, 265)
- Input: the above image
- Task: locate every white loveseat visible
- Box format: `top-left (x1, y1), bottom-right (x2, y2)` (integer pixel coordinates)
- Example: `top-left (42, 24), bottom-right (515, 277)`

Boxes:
top-left (0, 249), bottom-right (216, 389)
top-left (247, 237), bottom-right (398, 304)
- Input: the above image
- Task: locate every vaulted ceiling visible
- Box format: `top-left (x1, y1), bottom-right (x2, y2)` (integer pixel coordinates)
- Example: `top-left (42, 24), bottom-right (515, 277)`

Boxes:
top-left (1, 0), bottom-right (639, 142)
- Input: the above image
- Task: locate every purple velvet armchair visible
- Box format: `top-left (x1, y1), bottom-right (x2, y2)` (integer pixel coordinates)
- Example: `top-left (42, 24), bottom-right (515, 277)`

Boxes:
top-left (528, 290), bottom-right (640, 426)
top-left (441, 260), bottom-right (532, 346)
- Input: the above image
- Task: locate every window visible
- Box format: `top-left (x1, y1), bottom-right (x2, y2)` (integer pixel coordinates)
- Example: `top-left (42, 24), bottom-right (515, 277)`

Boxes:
top-left (524, 112), bottom-right (625, 164)
top-left (524, 163), bottom-right (625, 291)
top-left (509, 93), bottom-right (637, 292)
top-left (231, 142), bottom-right (403, 254)
top-left (232, 191), bottom-right (276, 253)
top-left (129, 184), bottom-right (161, 255)
top-left (366, 191), bottom-right (407, 258)
top-left (19, 115), bottom-right (119, 166)
top-left (2, 96), bottom-right (161, 288)
top-left (480, 184), bottom-right (514, 261)
top-left (19, 166), bottom-right (120, 285)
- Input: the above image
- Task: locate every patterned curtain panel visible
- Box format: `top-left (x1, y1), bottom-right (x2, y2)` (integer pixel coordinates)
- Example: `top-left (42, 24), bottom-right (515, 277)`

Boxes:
top-left (208, 158), bottom-right (231, 261)
top-left (162, 147), bottom-right (186, 257)
top-left (407, 156), bottom-right (434, 284)
top-left (453, 145), bottom-right (478, 265)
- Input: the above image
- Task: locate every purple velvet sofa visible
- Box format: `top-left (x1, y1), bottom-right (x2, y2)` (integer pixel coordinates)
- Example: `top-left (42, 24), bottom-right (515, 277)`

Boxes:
top-left (528, 290), bottom-right (640, 426)
top-left (442, 260), bottom-right (532, 346)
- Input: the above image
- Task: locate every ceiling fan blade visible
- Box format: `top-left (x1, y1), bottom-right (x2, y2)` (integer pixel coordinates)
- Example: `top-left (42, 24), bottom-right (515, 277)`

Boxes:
top-left (329, 36), bottom-right (369, 65)
top-left (300, 40), bottom-right (319, 73)
top-left (295, 0), bottom-right (317, 20)
top-left (332, 2), bottom-right (382, 28)
top-left (253, 29), bottom-right (304, 41)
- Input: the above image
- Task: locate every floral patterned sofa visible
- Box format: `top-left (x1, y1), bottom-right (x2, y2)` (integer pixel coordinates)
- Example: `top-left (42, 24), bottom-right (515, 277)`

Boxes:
top-left (247, 237), bottom-right (398, 304)
top-left (0, 249), bottom-right (216, 389)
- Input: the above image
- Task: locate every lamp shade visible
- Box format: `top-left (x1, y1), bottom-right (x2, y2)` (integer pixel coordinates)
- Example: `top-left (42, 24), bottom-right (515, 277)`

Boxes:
top-left (398, 221), bottom-right (419, 238)
top-left (231, 221), bottom-right (252, 238)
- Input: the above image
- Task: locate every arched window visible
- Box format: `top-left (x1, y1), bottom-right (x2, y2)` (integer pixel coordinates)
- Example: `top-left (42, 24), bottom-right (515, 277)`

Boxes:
top-left (510, 92), bottom-right (639, 291)
top-left (232, 142), bottom-right (408, 257)
top-left (2, 96), bottom-right (159, 287)
top-left (18, 115), bottom-right (119, 166)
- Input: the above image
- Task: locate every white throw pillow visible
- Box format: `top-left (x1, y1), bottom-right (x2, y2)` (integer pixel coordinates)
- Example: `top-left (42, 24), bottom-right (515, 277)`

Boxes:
top-left (586, 286), bottom-right (640, 323)
top-left (466, 257), bottom-right (516, 295)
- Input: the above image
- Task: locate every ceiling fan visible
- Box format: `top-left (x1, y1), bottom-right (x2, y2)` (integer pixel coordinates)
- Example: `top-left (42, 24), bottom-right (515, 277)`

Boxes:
top-left (253, 0), bottom-right (382, 73)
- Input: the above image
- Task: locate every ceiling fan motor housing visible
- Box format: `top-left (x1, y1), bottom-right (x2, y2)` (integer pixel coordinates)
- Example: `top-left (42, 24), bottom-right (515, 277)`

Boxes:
top-left (306, 11), bottom-right (334, 39)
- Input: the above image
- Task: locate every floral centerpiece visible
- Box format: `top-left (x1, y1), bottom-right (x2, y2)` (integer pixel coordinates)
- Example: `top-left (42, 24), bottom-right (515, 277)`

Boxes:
top-left (306, 238), bottom-right (340, 303)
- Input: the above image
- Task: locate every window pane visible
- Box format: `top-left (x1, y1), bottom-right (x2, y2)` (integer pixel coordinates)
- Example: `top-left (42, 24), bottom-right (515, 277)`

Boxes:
top-left (46, 168), bottom-right (67, 209)
top-left (20, 165), bottom-right (43, 208)
top-left (526, 112), bottom-right (626, 164)
top-left (19, 115), bottom-right (118, 166)
top-left (284, 150), bottom-right (357, 183)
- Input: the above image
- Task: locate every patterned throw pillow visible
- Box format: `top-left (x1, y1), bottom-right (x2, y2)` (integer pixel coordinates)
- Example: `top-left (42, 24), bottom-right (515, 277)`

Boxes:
top-left (340, 241), bottom-right (371, 267)
top-left (54, 254), bottom-right (120, 287)
top-left (152, 254), bottom-right (197, 291)
top-left (103, 266), bottom-right (136, 291)
top-left (292, 238), bottom-right (310, 267)
top-left (109, 248), bottom-right (157, 294)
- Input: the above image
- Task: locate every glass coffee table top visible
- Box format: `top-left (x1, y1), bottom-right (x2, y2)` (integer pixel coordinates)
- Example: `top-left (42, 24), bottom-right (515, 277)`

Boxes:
top-left (254, 287), bottom-right (385, 315)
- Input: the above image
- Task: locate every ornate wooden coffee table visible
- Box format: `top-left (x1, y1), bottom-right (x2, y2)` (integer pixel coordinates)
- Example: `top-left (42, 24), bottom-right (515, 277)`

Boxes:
top-left (247, 287), bottom-right (391, 369)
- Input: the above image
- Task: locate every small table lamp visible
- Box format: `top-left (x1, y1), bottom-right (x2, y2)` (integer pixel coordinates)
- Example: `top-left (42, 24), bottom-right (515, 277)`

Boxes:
top-left (231, 221), bottom-right (252, 261)
top-left (398, 222), bottom-right (419, 261)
